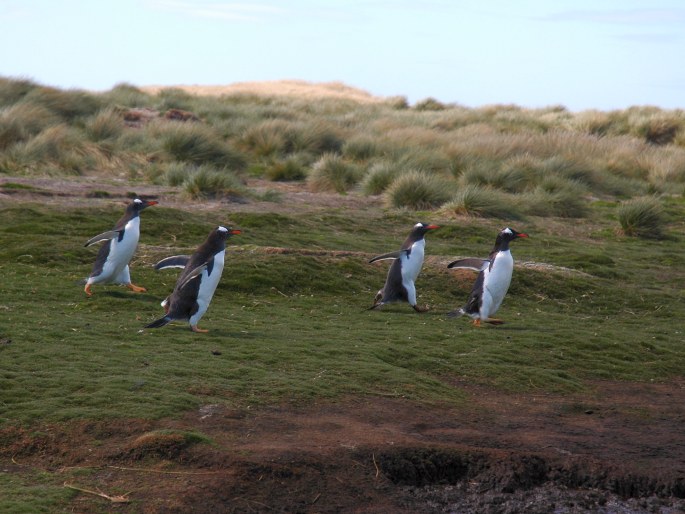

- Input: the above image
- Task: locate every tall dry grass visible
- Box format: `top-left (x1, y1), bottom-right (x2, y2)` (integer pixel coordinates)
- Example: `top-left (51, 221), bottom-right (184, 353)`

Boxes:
top-left (0, 76), bottom-right (683, 216)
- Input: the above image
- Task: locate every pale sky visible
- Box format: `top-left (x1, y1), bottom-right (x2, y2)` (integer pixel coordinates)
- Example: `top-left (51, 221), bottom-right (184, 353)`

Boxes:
top-left (1, 0), bottom-right (684, 111)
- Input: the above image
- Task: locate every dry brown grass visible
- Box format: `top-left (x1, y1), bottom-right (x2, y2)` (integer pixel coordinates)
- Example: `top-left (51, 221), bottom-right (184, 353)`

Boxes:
top-left (140, 80), bottom-right (386, 104)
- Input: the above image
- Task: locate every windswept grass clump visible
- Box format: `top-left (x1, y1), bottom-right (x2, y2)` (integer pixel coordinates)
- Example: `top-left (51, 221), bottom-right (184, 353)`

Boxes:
top-left (362, 161), bottom-right (402, 195)
top-left (617, 196), bottom-right (666, 238)
top-left (157, 122), bottom-right (246, 170)
top-left (181, 166), bottom-right (246, 200)
top-left (441, 184), bottom-right (522, 219)
top-left (308, 153), bottom-right (360, 193)
top-left (264, 155), bottom-right (309, 181)
top-left (384, 171), bottom-right (454, 210)
top-left (85, 108), bottom-right (124, 141)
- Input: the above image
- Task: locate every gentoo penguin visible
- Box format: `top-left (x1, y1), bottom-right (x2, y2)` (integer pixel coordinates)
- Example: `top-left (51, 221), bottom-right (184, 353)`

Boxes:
top-left (145, 225), bottom-right (241, 333)
top-left (369, 222), bottom-right (440, 312)
top-left (447, 227), bottom-right (528, 326)
top-left (83, 198), bottom-right (158, 296)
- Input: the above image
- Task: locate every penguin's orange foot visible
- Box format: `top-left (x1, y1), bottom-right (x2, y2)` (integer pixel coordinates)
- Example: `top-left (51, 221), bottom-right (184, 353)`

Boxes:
top-left (472, 319), bottom-right (482, 327)
top-left (413, 304), bottom-right (430, 313)
top-left (485, 318), bottom-right (505, 325)
top-left (84, 284), bottom-right (93, 297)
top-left (191, 325), bottom-right (208, 333)
top-left (127, 283), bottom-right (147, 293)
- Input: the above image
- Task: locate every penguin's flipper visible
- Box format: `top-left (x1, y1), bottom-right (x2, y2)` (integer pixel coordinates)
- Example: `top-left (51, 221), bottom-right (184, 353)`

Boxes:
top-left (145, 315), bottom-right (172, 329)
top-left (155, 255), bottom-right (191, 270)
top-left (84, 230), bottom-right (122, 247)
top-left (369, 249), bottom-right (409, 263)
top-left (447, 258), bottom-right (489, 271)
top-left (178, 263), bottom-right (209, 290)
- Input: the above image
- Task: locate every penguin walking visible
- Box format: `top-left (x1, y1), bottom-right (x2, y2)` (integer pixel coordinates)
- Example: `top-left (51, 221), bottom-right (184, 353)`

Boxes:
top-left (145, 226), bottom-right (241, 333)
top-left (369, 222), bottom-right (440, 312)
top-left (83, 198), bottom-right (158, 296)
top-left (447, 227), bottom-right (528, 326)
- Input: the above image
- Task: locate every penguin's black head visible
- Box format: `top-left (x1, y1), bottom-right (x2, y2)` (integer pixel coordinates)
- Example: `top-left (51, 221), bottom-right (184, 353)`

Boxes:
top-left (216, 226), bottom-right (242, 239)
top-left (497, 227), bottom-right (529, 244)
top-left (130, 198), bottom-right (158, 213)
top-left (412, 222), bottom-right (440, 235)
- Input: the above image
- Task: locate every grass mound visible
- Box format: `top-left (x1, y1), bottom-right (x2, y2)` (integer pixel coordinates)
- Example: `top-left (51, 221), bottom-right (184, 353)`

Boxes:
top-left (384, 171), bottom-right (454, 209)
top-left (617, 196), bottom-right (666, 238)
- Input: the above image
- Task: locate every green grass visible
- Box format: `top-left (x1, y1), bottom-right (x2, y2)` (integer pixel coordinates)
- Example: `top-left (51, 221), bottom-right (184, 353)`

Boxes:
top-left (1, 198), bottom-right (684, 512)
top-left (1, 200), bottom-right (684, 426)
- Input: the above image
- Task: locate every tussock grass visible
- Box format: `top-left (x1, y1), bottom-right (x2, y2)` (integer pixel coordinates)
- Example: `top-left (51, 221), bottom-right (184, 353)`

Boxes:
top-left (0, 76), bottom-right (684, 211)
top-left (384, 170), bottom-right (454, 210)
top-left (362, 160), bottom-right (402, 195)
top-left (617, 196), bottom-right (666, 238)
top-left (85, 107), bottom-right (124, 141)
top-left (156, 121), bottom-right (246, 170)
top-left (264, 155), bottom-right (309, 181)
top-left (175, 165), bottom-right (246, 199)
top-left (308, 153), bottom-right (360, 193)
top-left (441, 184), bottom-right (522, 219)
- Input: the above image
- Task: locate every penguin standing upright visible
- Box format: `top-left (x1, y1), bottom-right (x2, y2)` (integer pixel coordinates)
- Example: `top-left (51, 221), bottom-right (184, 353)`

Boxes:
top-left (145, 225), bottom-right (241, 333)
top-left (447, 227), bottom-right (528, 326)
top-left (83, 198), bottom-right (158, 296)
top-left (369, 222), bottom-right (440, 312)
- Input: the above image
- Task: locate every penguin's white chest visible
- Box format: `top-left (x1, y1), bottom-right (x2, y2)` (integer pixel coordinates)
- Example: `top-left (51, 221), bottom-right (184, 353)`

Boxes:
top-left (401, 239), bottom-right (425, 286)
top-left (195, 251), bottom-right (225, 310)
top-left (103, 218), bottom-right (140, 275)
top-left (482, 250), bottom-right (514, 316)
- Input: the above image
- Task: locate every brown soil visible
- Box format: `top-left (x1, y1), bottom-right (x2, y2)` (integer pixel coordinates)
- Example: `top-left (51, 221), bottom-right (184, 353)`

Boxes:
top-left (3, 382), bottom-right (684, 513)
top-left (2, 178), bottom-right (684, 513)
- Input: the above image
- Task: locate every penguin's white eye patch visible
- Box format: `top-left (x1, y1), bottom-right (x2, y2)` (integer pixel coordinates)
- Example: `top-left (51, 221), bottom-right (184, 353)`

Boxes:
top-left (134, 199), bottom-right (143, 204)
top-left (414, 222), bottom-right (423, 228)
top-left (503, 228), bottom-right (513, 235)
top-left (218, 226), bottom-right (228, 232)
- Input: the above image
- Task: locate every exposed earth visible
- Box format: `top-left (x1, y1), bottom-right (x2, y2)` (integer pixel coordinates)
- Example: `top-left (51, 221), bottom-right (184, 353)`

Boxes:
top-left (1, 177), bottom-right (684, 513)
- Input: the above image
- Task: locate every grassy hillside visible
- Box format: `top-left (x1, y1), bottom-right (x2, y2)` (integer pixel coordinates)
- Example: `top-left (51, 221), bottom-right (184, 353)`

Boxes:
top-left (1, 76), bottom-right (684, 219)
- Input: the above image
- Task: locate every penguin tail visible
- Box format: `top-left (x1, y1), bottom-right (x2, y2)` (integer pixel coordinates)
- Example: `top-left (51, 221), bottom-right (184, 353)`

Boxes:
top-left (144, 315), bottom-right (173, 329)
top-left (447, 308), bottom-right (466, 319)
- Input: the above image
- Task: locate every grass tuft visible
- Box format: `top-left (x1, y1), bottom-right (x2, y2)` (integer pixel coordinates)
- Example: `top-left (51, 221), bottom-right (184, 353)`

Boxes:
top-left (180, 166), bottom-right (246, 200)
top-left (307, 153), bottom-right (360, 193)
top-left (441, 184), bottom-right (522, 219)
top-left (158, 122), bottom-right (246, 170)
top-left (384, 170), bottom-right (454, 210)
top-left (617, 196), bottom-right (666, 238)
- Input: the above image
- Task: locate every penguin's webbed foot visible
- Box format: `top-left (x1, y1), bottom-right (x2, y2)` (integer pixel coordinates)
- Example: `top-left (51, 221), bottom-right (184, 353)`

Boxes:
top-left (127, 283), bottom-right (147, 293)
top-left (412, 304), bottom-right (430, 313)
top-left (472, 319), bottom-right (482, 327)
top-left (84, 284), bottom-right (93, 297)
top-left (191, 325), bottom-right (208, 333)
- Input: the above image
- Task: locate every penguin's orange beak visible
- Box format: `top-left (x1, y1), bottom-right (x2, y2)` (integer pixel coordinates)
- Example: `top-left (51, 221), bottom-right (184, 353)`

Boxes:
top-left (230, 229), bottom-right (242, 235)
top-left (426, 224), bottom-right (440, 230)
top-left (147, 201), bottom-right (159, 206)
top-left (517, 232), bottom-right (529, 238)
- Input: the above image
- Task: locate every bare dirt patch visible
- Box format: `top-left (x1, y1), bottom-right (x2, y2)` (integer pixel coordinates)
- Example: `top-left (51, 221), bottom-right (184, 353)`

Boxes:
top-left (2, 382), bottom-right (684, 512)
